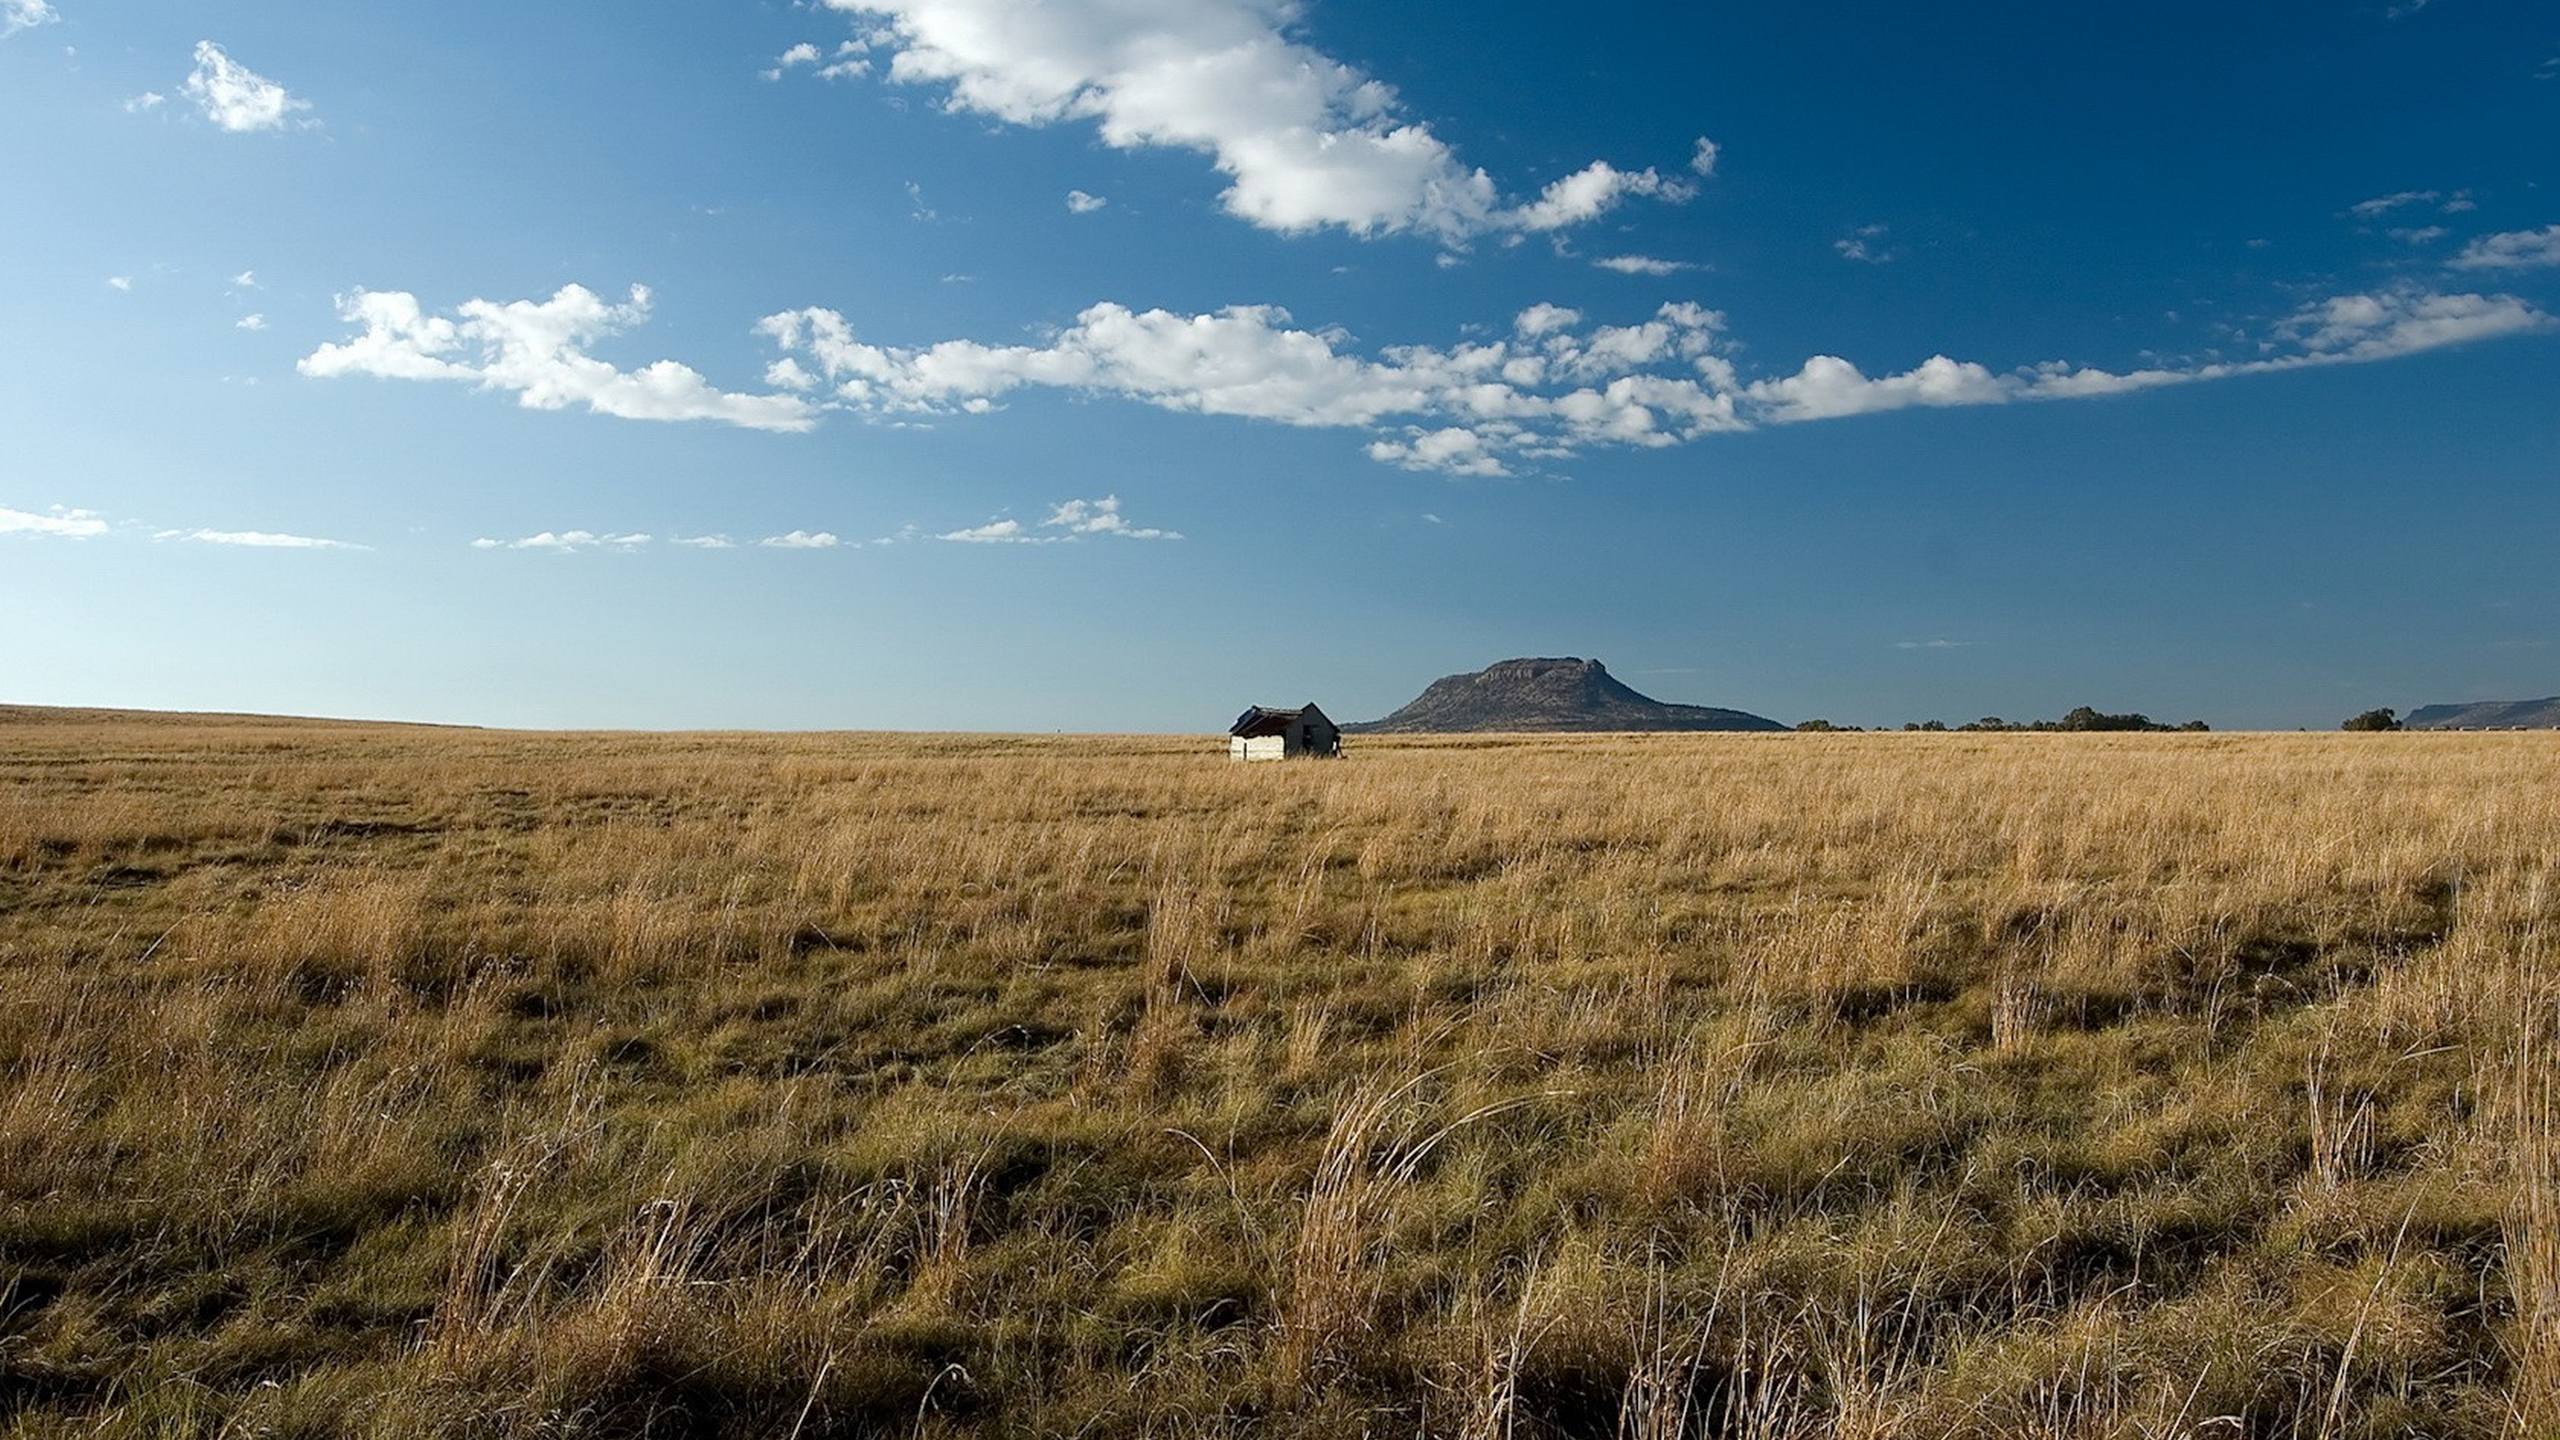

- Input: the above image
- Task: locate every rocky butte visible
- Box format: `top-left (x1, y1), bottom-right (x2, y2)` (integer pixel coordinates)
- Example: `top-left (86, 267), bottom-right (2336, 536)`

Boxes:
top-left (1346, 657), bottom-right (1785, 734)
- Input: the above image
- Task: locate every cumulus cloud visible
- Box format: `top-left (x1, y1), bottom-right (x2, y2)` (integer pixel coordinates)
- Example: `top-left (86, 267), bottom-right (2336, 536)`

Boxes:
top-left (183, 41), bottom-right (311, 133)
top-left (0, 504), bottom-right (107, 538)
top-left (105, 275), bottom-right (132, 291)
top-left (1, 0), bottom-right (57, 39)
top-left (470, 531), bottom-right (653, 551)
top-left (124, 92), bottom-right (166, 113)
top-left (672, 534), bottom-right (737, 549)
top-left (1065, 188), bottom-right (1108, 213)
top-left (1592, 254), bottom-right (1696, 276)
top-left (158, 528), bottom-right (362, 549)
top-left (760, 529), bottom-right (842, 548)
top-left (1689, 136), bottom-right (1720, 178)
top-left (2448, 224), bottom-right (2560, 271)
top-left (763, 41), bottom-right (821, 79)
top-left (1745, 354), bottom-right (2007, 423)
top-left (302, 284), bottom-right (817, 432)
top-left (757, 281), bottom-right (2548, 471)
top-left (235, 313), bottom-right (267, 331)
top-left (1507, 161), bottom-right (1693, 232)
top-left (818, 0), bottom-right (1681, 241)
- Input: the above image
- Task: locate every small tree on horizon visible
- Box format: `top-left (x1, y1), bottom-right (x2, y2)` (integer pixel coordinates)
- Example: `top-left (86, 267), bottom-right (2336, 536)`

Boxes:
top-left (2342, 708), bottom-right (2403, 732)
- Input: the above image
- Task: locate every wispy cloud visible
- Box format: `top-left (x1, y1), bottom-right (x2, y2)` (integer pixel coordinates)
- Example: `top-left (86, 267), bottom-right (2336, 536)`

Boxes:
top-left (937, 518), bottom-right (1043, 544)
top-left (1895, 639), bottom-right (1981, 651)
top-left (759, 529), bottom-right (841, 548)
top-left (1835, 224), bottom-right (1894, 264)
top-left (1066, 189), bottom-right (1108, 214)
top-left (1593, 254), bottom-right (1697, 276)
top-left (0, 504), bottom-right (108, 538)
top-left (936, 496), bottom-right (1180, 545)
top-left (671, 534), bottom-right (736, 549)
top-left (157, 527), bottom-right (364, 550)
top-left (469, 530), bottom-right (653, 551)
top-left (235, 313), bottom-right (268, 331)
top-left (1, 0), bottom-right (58, 40)
top-left (183, 40), bottom-right (312, 133)
top-left (2349, 189), bottom-right (2437, 219)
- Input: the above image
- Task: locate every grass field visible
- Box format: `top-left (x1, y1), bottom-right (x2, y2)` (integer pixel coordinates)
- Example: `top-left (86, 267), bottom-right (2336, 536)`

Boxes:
top-left (1, 711), bottom-right (2553, 1437)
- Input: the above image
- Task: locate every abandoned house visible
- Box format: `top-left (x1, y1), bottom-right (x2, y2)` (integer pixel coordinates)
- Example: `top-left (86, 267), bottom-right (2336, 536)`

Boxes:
top-left (1227, 703), bottom-right (1343, 760)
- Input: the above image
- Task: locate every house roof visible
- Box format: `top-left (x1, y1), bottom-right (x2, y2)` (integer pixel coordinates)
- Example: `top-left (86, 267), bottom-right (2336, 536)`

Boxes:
top-left (1229, 703), bottom-right (1329, 737)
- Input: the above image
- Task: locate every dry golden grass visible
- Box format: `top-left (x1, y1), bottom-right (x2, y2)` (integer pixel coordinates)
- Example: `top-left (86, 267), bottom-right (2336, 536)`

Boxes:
top-left (0, 710), bottom-right (2553, 1437)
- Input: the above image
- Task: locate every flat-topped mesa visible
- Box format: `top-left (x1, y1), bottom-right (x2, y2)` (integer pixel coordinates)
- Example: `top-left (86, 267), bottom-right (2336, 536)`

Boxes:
top-left (2403, 696), bottom-right (2560, 730)
top-left (1347, 656), bottom-right (1785, 733)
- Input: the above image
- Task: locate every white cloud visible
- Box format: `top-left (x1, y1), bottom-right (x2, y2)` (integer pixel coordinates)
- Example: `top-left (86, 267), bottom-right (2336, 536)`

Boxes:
top-left (672, 534), bottom-right (736, 549)
top-left (470, 531), bottom-right (653, 551)
top-left (1042, 495), bottom-right (1179, 539)
top-left (817, 42), bottom-right (871, 80)
top-left (1835, 224), bottom-right (1893, 264)
top-left (159, 528), bottom-right (363, 550)
top-left (2388, 225), bottom-right (2448, 245)
top-left (0, 504), bottom-right (106, 538)
top-left (1745, 354), bottom-right (2008, 423)
top-left (1, 0), bottom-right (57, 39)
top-left (235, 313), bottom-right (267, 331)
top-left (230, 269), bottom-right (258, 289)
top-left (183, 40), bottom-right (311, 133)
top-left (938, 496), bottom-right (1179, 543)
top-left (1592, 254), bottom-right (1696, 276)
top-left (1367, 426), bottom-right (1508, 476)
top-left (758, 279), bottom-right (2546, 469)
top-left (2448, 224), bottom-right (2560, 271)
top-left (124, 92), bottom-right (166, 113)
top-left (938, 518), bottom-right (1042, 544)
top-left (764, 41), bottom-right (822, 80)
top-left (1513, 302), bottom-right (1581, 338)
top-left (105, 275), bottom-right (132, 291)
top-left (760, 529), bottom-right (842, 548)
top-left (302, 284), bottom-right (817, 432)
top-left (819, 0), bottom-right (1680, 241)
top-left (2350, 189), bottom-right (2437, 219)
top-left (1508, 161), bottom-right (1693, 232)
top-left (1689, 136), bottom-right (1720, 178)
top-left (1065, 188), bottom-right (1108, 214)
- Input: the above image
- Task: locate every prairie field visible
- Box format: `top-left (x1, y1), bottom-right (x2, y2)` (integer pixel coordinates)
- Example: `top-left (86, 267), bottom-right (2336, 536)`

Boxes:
top-left (1, 710), bottom-right (2555, 1438)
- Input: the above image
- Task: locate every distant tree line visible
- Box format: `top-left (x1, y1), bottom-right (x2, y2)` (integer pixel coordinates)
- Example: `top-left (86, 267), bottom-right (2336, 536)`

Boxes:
top-left (2340, 708), bottom-right (2403, 732)
top-left (1795, 706), bottom-right (2210, 734)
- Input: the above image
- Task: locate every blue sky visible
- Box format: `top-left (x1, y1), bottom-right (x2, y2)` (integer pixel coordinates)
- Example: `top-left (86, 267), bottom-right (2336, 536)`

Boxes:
top-left (3, 0), bottom-right (2556, 731)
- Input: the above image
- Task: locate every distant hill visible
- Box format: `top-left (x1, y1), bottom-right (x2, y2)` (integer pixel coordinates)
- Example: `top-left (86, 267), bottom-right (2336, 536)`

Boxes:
top-left (2402, 697), bottom-right (2560, 730)
top-left (1346, 657), bottom-right (1785, 734)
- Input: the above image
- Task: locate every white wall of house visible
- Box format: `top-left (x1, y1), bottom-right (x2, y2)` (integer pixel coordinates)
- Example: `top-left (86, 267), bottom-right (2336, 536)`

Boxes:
top-left (1231, 735), bottom-right (1288, 761)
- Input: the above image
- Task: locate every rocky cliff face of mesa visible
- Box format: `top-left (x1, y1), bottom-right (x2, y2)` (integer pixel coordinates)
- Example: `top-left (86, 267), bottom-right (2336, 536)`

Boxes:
top-left (1346, 657), bottom-right (1784, 733)
top-left (2403, 696), bottom-right (2560, 730)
